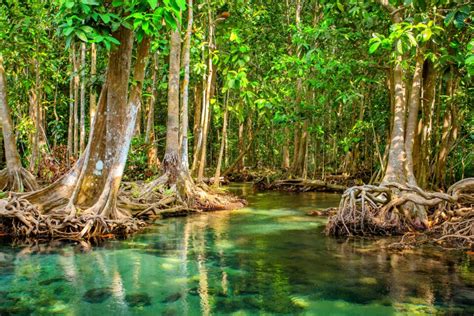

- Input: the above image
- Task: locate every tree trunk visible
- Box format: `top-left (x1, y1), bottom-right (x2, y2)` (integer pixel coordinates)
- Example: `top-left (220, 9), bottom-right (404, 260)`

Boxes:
top-left (80, 43), bottom-right (86, 153)
top-left (21, 26), bottom-right (140, 238)
top-left (180, 0), bottom-right (193, 172)
top-left (89, 43), bottom-right (97, 124)
top-left (164, 27), bottom-right (182, 182)
top-left (213, 90), bottom-right (228, 187)
top-left (282, 127), bottom-right (290, 170)
top-left (0, 55), bottom-right (38, 192)
top-left (197, 11), bottom-right (215, 182)
top-left (382, 56), bottom-right (407, 184)
top-left (73, 43), bottom-right (79, 156)
top-left (146, 53), bottom-right (159, 170)
top-left (419, 59), bottom-right (436, 188)
top-left (405, 51), bottom-right (424, 186)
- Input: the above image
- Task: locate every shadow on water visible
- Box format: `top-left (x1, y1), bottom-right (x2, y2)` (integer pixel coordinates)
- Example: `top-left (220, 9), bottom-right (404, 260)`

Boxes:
top-left (0, 182), bottom-right (472, 315)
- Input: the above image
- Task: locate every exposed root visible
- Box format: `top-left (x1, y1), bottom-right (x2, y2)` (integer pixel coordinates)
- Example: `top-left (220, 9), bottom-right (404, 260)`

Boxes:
top-left (326, 178), bottom-right (474, 248)
top-left (0, 167), bottom-right (38, 192)
top-left (0, 194), bottom-right (145, 239)
top-left (255, 178), bottom-right (347, 193)
top-left (121, 172), bottom-right (246, 220)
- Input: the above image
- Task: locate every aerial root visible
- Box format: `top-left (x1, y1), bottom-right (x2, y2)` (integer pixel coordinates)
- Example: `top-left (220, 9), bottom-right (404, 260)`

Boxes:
top-left (0, 168), bottom-right (39, 192)
top-left (0, 194), bottom-right (145, 239)
top-left (326, 178), bottom-right (474, 248)
top-left (121, 175), bottom-right (246, 220)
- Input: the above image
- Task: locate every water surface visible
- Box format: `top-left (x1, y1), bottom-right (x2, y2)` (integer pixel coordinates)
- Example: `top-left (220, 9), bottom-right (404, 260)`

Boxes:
top-left (0, 183), bottom-right (472, 315)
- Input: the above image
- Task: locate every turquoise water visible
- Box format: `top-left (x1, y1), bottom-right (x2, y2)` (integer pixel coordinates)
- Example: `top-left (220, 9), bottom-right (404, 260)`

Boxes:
top-left (0, 183), bottom-right (472, 315)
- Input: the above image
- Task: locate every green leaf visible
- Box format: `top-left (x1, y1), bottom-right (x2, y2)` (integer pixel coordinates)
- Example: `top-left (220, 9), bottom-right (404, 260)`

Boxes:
top-left (63, 26), bottom-right (75, 36)
top-left (466, 55), bottom-right (474, 65)
top-left (64, 0), bottom-right (75, 9)
top-left (369, 42), bottom-right (380, 54)
top-left (100, 13), bottom-right (111, 23)
top-left (76, 30), bottom-right (88, 42)
top-left (421, 29), bottom-right (432, 42)
top-left (147, 0), bottom-right (158, 9)
top-left (444, 11), bottom-right (455, 26)
top-left (396, 40), bottom-right (403, 54)
top-left (176, 0), bottom-right (186, 11)
top-left (336, 1), bottom-right (344, 12)
top-left (81, 0), bottom-right (99, 5)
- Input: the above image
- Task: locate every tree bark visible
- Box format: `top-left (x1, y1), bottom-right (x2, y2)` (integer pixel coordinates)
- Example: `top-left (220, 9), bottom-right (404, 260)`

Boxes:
top-left (180, 0), bottom-right (193, 172)
top-left (80, 43), bottom-right (86, 153)
top-left (89, 43), bottom-right (97, 125)
top-left (213, 90), bottom-right (228, 187)
top-left (164, 27), bottom-right (182, 181)
top-left (23, 26), bottom-right (139, 237)
top-left (0, 55), bottom-right (38, 192)
top-left (405, 50), bottom-right (424, 185)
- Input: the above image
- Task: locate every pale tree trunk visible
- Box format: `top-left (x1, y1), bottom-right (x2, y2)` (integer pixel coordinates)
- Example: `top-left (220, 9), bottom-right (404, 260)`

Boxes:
top-left (382, 57), bottom-right (407, 184)
top-left (213, 90), bottom-right (228, 187)
top-left (180, 0), bottom-right (193, 172)
top-left (405, 50), bottom-right (424, 185)
top-left (282, 127), bottom-right (290, 170)
top-left (192, 84), bottom-right (202, 164)
top-left (237, 122), bottom-right (244, 172)
top-left (197, 9), bottom-right (215, 182)
top-left (80, 42), bottom-right (86, 153)
top-left (67, 49), bottom-right (74, 161)
top-left (146, 53), bottom-right (159, 170)
top-left (23, 27), bottom-right (141, 237)
top-left (163, 27), bottom-right (182, 181)
top-left (73, 43), bottom-right (79, 156)
top-left (0, 55), bottom-right (38, 192)
top-left (89, 43), bottom-right (97, 125)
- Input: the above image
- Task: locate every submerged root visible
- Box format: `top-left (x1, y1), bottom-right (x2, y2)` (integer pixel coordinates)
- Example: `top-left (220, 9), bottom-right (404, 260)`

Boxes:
top-left (0, 194), bottom-right (145, 239)
top-left (0, 168), bottom-right (38, 192)
top-left (326, 178), bottom-right (474, 248)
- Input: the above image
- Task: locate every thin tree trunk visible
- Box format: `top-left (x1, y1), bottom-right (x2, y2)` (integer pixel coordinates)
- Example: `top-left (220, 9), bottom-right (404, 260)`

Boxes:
top-left (73, 43), bottom-right (79, 156)
top-left (180, 0), bottom-right (193, 172)
top-left (197, 10), bottom-right (215, 182)
top-left (80, 42), bottom-right (86, 153)
top-left (90, 43), bottom-right (97, 125)
top-left (67, 49), bottom-right (74, 161)
top-left (213, 90), bottom-right (228, 187)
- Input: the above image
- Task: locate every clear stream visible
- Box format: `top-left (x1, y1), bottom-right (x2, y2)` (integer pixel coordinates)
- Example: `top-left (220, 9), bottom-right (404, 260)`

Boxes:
top-left (0, 183), bottom-right (472, 315)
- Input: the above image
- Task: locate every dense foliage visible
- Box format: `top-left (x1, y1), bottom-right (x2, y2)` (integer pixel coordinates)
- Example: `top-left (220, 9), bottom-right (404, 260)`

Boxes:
top-left (0, 0), bottom-right (472, 189)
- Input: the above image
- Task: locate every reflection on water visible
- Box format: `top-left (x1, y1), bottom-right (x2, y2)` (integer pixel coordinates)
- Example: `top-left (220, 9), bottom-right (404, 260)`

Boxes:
top-left (0, 183), bottom-right (472, 315)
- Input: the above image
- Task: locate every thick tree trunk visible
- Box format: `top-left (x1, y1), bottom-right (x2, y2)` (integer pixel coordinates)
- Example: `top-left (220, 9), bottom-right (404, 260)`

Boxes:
top-left (15, 27), bottom-right (141, 238)
top-left (0, 55), bottom-right (38, 192)
top-left (164, 27), bottom-right (182, 181)
top-left (382, 57), bottom-right (407, 184)
top-left (405, 51), bottom-right (424, 185)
